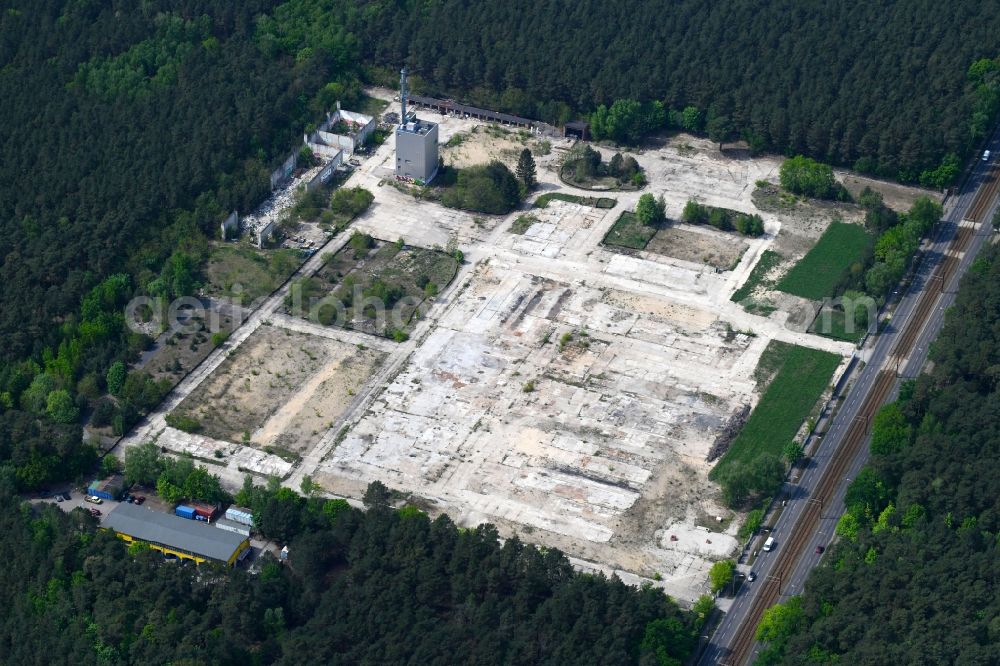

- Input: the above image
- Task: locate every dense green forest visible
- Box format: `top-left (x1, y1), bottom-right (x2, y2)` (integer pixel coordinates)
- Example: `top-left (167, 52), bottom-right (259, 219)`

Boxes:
top-left (0, 477), bottom-right (702, 665)
top-left (753, 245), bottom-right (1000, 664)
top-left (337, 0), bottom-right (1000, 182)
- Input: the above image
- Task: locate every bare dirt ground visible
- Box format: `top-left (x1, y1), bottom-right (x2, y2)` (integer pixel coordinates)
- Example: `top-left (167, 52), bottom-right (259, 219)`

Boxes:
top-left (440, 125), bottom-right (551, 169)
top-left (317, 263), bottom-right (756, 585)
top-left (172, 325), bottom-right (385, 455)
top-left (646, 224), bottom-right (748, 269)
top-left (840, 173), bottom-right (943, 212)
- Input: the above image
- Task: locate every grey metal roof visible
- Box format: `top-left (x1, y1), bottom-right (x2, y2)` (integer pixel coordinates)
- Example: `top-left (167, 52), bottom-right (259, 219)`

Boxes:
top-left (104, 503), bottom-right (247, 562)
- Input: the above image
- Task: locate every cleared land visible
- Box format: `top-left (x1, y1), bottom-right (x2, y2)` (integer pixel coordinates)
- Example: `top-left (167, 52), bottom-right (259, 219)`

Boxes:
top-left (646, 225), bottom-right (748, 270)
top-left (172, 325), bottom-right (385, 455)
top-left (776, 222), bottom-right (872, 300)
top-left (603, 214), bottom-right (748, 271)
top-left (710, 341), bottom-right (840, 479)
top-left (128, 114), bottom-right (904, 602)
top-left (319, 262), bottom-right (759, 584)
top-left (440, 124), bottom-right (550, 169)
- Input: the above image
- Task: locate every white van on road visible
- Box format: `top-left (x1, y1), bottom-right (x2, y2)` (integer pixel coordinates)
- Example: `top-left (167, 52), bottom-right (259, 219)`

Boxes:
top-left (984, 150), bottom-right (991, 162)
top-left (762, 536), bottom-right (776, 552)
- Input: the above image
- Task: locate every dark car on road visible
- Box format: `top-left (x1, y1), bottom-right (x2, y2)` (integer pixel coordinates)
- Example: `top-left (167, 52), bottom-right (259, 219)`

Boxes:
top-left (815, 545), bottom-right (825, 554)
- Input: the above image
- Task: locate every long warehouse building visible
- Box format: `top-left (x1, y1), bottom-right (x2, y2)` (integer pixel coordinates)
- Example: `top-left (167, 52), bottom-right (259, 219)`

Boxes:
top-left (104, 503), bottom-right (250, 566)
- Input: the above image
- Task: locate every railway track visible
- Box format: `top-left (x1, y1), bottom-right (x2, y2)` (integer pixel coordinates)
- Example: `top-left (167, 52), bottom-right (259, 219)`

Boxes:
top-left (716, 149), bottom-right (1000, 665)
top-left (966, 164), bottom-right (1000, 223)
top-left (724, 199), bottom-right (982, 664)
top-left (890, 259), bottom-right (945, 364)
top-left (722, 370), bottom-right (895, 665)
top-left (891, 210), bottom-right (979, 363)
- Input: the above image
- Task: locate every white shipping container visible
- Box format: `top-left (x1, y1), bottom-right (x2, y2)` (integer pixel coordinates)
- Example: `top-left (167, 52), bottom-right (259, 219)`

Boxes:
top-left (215, 518), bottom-right (251, 537)
top-left (225, 506), bottom-right (254, 526)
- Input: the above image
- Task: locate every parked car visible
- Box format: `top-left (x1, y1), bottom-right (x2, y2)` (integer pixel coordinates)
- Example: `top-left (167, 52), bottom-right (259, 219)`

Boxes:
top-left (135, 496), bottom-right (146, 505)
top-left (815, 545), bottom-right (825, 554)
top-left (747, 571), bottom-right (757, 582)
top-left (89, 508), bottom-right (101, 517)
top-left (55, 495), bottom-right (63, 502)
top-left (85, 495), bottom-right (103, 505)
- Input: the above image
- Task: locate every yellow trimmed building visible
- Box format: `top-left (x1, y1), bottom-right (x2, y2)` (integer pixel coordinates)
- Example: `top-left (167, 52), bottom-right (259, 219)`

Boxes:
top-left (104, 503), bottom-right (250, 566)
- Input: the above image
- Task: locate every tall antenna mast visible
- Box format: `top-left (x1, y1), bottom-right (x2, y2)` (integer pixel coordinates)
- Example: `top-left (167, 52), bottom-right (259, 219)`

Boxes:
top-left (400, 66), bottom-right (409, 125)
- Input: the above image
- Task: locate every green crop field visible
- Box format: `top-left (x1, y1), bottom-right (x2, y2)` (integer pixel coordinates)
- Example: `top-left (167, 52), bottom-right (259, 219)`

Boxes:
top-left (710, 341), bottom-right (840, 480)
top-left (776, 222), bottom-right (872, 300)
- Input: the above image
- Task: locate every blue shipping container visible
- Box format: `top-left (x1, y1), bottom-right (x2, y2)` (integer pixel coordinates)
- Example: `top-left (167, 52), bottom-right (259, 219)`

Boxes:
top-left (175, 505), bottom-right (197, 519)
top-left (88, 487), bottom-right (115, 501)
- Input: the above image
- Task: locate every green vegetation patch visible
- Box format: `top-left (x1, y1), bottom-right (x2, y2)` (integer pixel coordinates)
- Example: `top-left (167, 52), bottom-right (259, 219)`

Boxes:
top-left (603, 211), bottom-right (657, 250)
top-left (288, 235), bottom-right (460, 338)
top-left (682, 200), bottom-right (764, 237)
top-left (204, 245), bottom-right (301, 305)
top-left (809, 306), bottom-right (866, 342)
top-left (777, 222), bottom-right (873, 300)
top-left (440, 161), bottom-right (521, 214)
top-left (534, 192), bottom-right (617, 209)
top-left (731, 250), bottom-right (783, 303)
top-left (510, 214), bottom-right (538, 234)
top-left (560, 144), bottom-right (645, 190)
top-left (711, 341), bottom-right (839, 481)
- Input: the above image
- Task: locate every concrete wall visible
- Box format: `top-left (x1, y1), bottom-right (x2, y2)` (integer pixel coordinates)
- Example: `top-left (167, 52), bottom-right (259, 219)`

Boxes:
top-left (269, 152), bottom-right (297, 191)
top-left (308, 109), bottom-right (375, 157)
top-left (304, 153), bottom-right (342, 193)
top-left (257, 220), bottom-right (276, 248)
top-left (316, 129), bottom-right (354, 153)
top-left (309, 138), bottom-right (346, 159)
top-left (220, 210), bottom-right (238, 240)
top-left (395, 122), bottom-right (439, 184)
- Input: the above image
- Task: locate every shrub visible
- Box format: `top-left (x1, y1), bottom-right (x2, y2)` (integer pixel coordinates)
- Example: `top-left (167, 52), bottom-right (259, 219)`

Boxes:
top-left (779, 155), bottom-right (846, 200)
top-left (329, 187), bottom-right (374, 221)
top-left (441, 161), bottom-right (521, 214)
top-left (165, 412), bottom-right (202, 433)
top-left (635, 193), bottom-right (666, 226)
top-left (349, 232), bottom-right (374, 258)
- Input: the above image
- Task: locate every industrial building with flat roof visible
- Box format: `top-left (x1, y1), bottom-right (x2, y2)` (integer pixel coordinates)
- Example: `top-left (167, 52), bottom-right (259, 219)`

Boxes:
top-left (104, 503), bottom-right (250, 566)
top-left (395, 67), bottom-right (439, 184)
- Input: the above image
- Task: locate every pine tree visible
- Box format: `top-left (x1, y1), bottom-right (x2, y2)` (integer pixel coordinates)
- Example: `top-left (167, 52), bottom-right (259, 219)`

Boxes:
top-left (516, 148), bottom-right (537, 190)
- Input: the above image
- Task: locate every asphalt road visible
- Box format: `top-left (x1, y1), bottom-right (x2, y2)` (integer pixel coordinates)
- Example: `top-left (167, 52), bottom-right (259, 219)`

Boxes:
top-left (699, 130), bottom-right (1000, 666)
